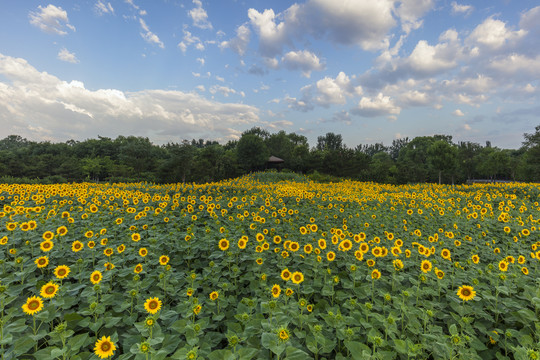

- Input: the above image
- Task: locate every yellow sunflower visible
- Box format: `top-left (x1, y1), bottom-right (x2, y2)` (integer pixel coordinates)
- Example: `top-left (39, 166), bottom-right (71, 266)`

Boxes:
top-left (40, 281), bottom-right (59, 298)
top-left (139, 248), bottom-right (148, 257)
top-left (420, 260), bottom-right (432, 273)
top-left (327, 251), bottom-right (336, 262)
top-left (22, 296), bottom-right (44, 315)
top-left (144, 297), bottom-right (162, 314)
top-left (291, 271), bottom-right (304, 284)
top-left (54, 265), bottom-right (70, 279)
top-left (498, 260), bottom-right (508, 272)
top-left (371, 269), bottom-right (381, 280)
top-left (218, 239), bottom-right (229, 251)
top-left (71, 241), bottom-right (84, 252)
top-left (40, 240), bottom-right (54, 252)
top-left (159, 255), bottom-right (169, 265)
top-left (209, 291), bottom-right (219, 301)
top-left (281, 268), bottom-right (292, 281)
top-left (35, 256), bottom-right (49, 268)
top-left (94, 336), bottom-right (117, 359)
top-left (90, 270), bottom-right (103, 284)
top-left (271, 284), bottom-right (281, 298)
top-left (457, 285), bottom-right (476, 301)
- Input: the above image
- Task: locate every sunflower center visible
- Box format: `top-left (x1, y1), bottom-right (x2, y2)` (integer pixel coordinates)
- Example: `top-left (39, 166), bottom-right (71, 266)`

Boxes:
top-left (46, 286), bottom-right (55, 294)
top-left (28, 300), bottom-right (40, 310)
top-left (101, 342), bottom-right (111, 351)
top-left (93, 275), bottom-right (100, 281)
top-left (149, 301), bottom-right (157, 309)
top-left (58, 270), bottom-right (66, 276)
top-left (462, 289), bottom-right (471, 296)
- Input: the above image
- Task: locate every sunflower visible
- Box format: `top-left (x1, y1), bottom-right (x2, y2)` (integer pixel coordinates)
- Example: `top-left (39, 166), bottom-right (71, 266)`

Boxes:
top-left (339, 239), bottom-right (353, 251)
top-left (104, 262), bottom-right (115, 271)
top-left (94, 336), bottom-right (117, 359)
top-left (498, 260), bottom-right (508, 272)
top-left (273, 235), bottom-right (282, 244)
top-left (0, 236), bottom-right (7, 245)
top-left (521, 267), bottom-right (529, 275)
top-left (40, 240), bottom-right (54, 252)
top-left (35, 256), bottom-right (49, 268)
top-left (144, 297), bottom-right (162, 314)
top-left (256, 258), bottom-right (263, 265)
top-left (40, 282), bottom-right (59, 298)
top-left (54, 265), bottom-right (71, 279)
top-left (209, 291), bottom-right (219, 301)
top-left (441, 249), bottom-right (451, 261)
top-left (285, 288), bottom-right (294, 296)
top-left (237, 239), bottom-right (247, 249)
top-left (117, 244), bottom-right (125, 253)
top-left (22, 296), bottom-right (44, 315)
top-left (420, 260), bottom-right (432, 273)
top-left (57, 226), bottom-right (68, 236)
top-left (271, 284), bottom-right (281, 298)
top-left (366, 259), bottom-right (376, 267)
top-left (139, 248), bottom-right (148, 257)
top-left (291, 271), bottom-right (304, 284)
top-left (327, 251), bottom-right (336, 262)
top-left (218, 239), bottom-right (229, 251)
top-left (133, 263), bottom-right (143, 274)
top-left (457, 285), bottom-right (476, 301)
top-left (90, 270), bottom-right (103, 284)
top-left (131, 233), bottom-right (141, 242)
top-left (304, 244), bottom-right (313, 254)
top-left (436, 269), bottom-right (445, 279)
top-left (103, 248), bottom-right (114, 257)
top-left (85, 231), bottom-right (94, 238)
top-left (471, 254), bottom-right (480, 264)
top-left (88, 241), bottom-right (96, 249)
top-left (42, 231), bottom-right (54, 241)
top-left (193, 304), bottom-right (202, 315)
top-left (289, 242), bottom-right (300, 252)
top-left (281, 269), bottom-right (292, 281)
top-left (393, 259), bottom-right (404, 271)
top-left (318, 239), bottom-right (327, 250)
top-left (71, 241), bottom-right (84, 252)
top-left (371, 269), bottom-right (381, 280)
top-left (159, 255), bottom-right (169, 265)
top-left (278, 328), bottom-right (290, 341)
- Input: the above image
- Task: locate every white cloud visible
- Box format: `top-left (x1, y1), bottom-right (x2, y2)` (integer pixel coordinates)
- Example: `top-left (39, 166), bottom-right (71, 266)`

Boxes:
top-left (353, 93), bottom-right (401, 117)
top-left (302, 72), bottom-right (362, 107)
top-left (209, 85), bottom-right (239, 97)
top-left (451, 2), bottom-right (473, 15)
top-left (215, 76), bottom-right (225, 82)
top-left (195, 85), bottom-right (205, 92)
top-left (196, 58), bottom-right (205, 66)
top-left (453, 109), bottom-right (465, 116)
top-left (189, 0), bottom-right (213, 29)
top-left (29, 4), bottom-right (75, 35)
top-left (192, 72), bottom-right (201, 77)
top-left (178, 29), bottom-right (203, 53)
top-left (281, 50), bottom-right (324, 77)
top-left (247, 0), bottom-right (398, 58)
top-left (220, 24), bottom-right (251, 56)
top-left (0, 53), bottom-right (259, 143)
top-left (139, 18), bottom-right (164, 48)
top-left (467, 18), bottom-right (526, 50)
top-left (395, 0), bottom-right (435, 34)
top-left (489, 54), bottom-right (540, 76)
top-left (407, 32), bottom-right (461, 74)
top-left (57, 48), bottom-right (79, 64)
top-left (95, 1), bottom-right (114, 15)
top-left (524, 83), bottom-right (536, 93)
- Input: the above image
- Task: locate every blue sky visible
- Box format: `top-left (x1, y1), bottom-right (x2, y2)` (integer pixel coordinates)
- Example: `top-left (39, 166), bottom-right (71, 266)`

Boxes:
top-left (0, 0), bottom-right (539, 149)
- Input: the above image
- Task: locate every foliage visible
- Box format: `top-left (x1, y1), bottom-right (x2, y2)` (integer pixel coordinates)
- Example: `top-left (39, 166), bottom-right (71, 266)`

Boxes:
top-left (0, 178), bottom-right (539, 359)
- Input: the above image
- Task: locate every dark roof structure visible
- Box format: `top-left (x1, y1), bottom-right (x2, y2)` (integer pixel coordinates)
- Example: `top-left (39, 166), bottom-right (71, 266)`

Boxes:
top-left (268, 156), bottom-right (284, 163)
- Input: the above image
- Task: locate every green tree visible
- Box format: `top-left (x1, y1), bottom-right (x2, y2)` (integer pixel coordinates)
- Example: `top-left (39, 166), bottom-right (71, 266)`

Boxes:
top-left (427, 140), bottom-right (458, 184)
top-left (237, 133), bottom-right (269, 172)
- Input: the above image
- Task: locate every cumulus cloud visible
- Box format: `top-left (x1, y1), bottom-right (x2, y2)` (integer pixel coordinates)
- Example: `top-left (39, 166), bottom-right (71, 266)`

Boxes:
top-left (301, 72), bottom-right (363, 107)
top-left (189, 0), bottom-right (213, 29)
top-left (29, 4), bottom-right (75, 35)
top-left (395, 0), bottom-right (435, 34)
top-left (0, 54), bottom-right (259, 143)
top-left (407, 31), bottom-right (461, 74)
top-left (57, 48), bottom-right (79, 63)
top-left (94, 1), bottom-right (114, 15)
top-left (451, 2), bottom-right (473, 15)
top-left (352, 93), bottom-right (401, 117)
top-left (281, 50), bottom-right (324, 77)
top-left (178, 29), bottom-right (204, 53)
top-left (467, 17), bottom-right (526, 50)
top-left (453, 109), bottom-right (465, 116)
top-left (220, 25), bottom-right (251, 56)
top-left (488, 54), bottom-right (540, 77)
top-left (247, 0), bottom-right (398, 58)
top-left (139, 18), bottom-right (164, 48)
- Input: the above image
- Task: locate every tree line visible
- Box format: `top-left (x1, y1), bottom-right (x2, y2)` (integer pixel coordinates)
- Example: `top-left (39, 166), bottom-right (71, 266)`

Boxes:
top-left (0, 125), bottom-right (538, 184)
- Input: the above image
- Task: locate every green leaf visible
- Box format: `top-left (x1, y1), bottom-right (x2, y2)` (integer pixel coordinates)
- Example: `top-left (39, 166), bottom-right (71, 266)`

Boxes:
top-left (68, 333), bottom-right (90, 352)
top-left (13, 336), bottom-right (36, 356)
top-left (449, 323), bottom-right (458, 336)
top-left (237, 347), bottom-right (259, 360)
top-left (393, 339), bottom-right (407, 354)
top-left (344, 340), bottom-right (370, 360)
top-left (207, 349), bottom-right (235, 360)
top-left (284, 346), bottom-right (310, 360)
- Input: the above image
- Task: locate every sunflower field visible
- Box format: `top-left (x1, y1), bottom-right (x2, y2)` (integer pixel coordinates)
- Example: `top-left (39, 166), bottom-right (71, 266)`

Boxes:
top-left (0, 174), bottom-right (539, 360)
